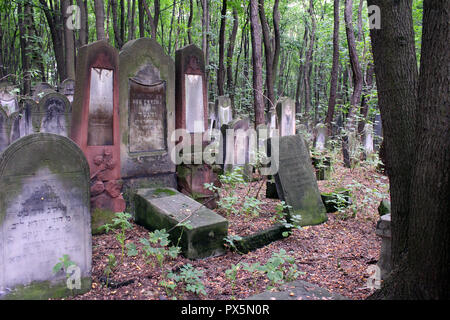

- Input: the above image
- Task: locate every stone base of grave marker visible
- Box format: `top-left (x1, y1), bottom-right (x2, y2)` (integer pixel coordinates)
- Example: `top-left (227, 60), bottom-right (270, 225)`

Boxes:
top-left (376, 214), bottom-right (391, 280)
top-left (177, 163), bottom-right (220, 209)
top-left (133, 188), bottom-right (228, 259)
top-left (312, 156), bottom-right (332, 180)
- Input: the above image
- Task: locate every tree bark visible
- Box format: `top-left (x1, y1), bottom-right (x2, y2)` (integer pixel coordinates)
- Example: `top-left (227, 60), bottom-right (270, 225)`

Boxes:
top-left (325, 0), bottom-right (340, 135)
top-left (250, 0), bottom-right (265, 127)
top-left (187, 0), bottom-right (194, 44)
top-left (304, 0), bottom-right (316, 117)
top-left (94, 0), bottom-right (106, 40)
top-left (272, 0), bottom-right (281, 95)
top-left (217, 0), bottom-right (227, 96)
top-left (62, 0), bottom-right (75, 79)
top-left (76, 0), bottom-right (88, 46)
top-left (226, 6), bottom-right (239, 107)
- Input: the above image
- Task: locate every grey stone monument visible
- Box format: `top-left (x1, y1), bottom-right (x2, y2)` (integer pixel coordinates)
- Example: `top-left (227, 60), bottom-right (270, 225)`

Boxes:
top-left (216, 96), bottom-right (232, 130)
top-left (269, 135), bottom-right (327, 226)
top-left (0, 133), bottom-right (91, 299)
top-left (38, 92), bottom-right (72, 136)
top-left (58, 79), bottom-right (75, 103)
top-left (376, 214), bottom-right (391, 280)
top-left (313, 123), bottom-right (328, 152)
top-left (119, 37), bottom-right (176, 189)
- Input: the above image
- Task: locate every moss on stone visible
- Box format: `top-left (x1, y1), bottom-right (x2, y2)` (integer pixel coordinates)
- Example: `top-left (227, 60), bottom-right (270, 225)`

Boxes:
top-left (154, 188), bottom-right (177, 196)
top-left (91, 208), bottom-right (116, 235)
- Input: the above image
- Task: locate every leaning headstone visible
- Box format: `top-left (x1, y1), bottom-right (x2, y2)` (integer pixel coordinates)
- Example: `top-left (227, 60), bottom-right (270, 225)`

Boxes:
top-left (375, 214), bottom-right (391, 280)
top-left (119, 38), bottom-right (176, 190)
top-left (37, 92), bottom-right (71, 136)
top-left (71, 40), bottom-right (125, 213)
top-left (58, 79), bottom-right (75, 103)
top-left (133, 188), bottom-right (228, 259)
top-left (276, 98), bottom-right (296, 137)
top-left (0, 133), bottom-right (91, 299)
top-left (269, 135), bottom-right (327, 226)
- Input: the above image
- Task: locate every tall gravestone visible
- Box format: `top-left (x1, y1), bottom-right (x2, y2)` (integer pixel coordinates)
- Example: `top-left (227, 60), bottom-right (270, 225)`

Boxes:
top-left (269, 135), bottom-right (327, 226)
top-left (71, 40), bottom-right (125, 213)
top-left (119, 38), bottom-right (176, 191)
top-left (58, 79), bottom-right (75, 103)
top-left (0, 133), bottom-right (91, 299)
top-left (276, 98), bottom-right (296, 137)
top-left (36, 92), bottom-right (71, 137)
top-left (216, 96), bottom-right (232, 130)
top-left (313, 123), bottom-right (328, 152)
top-left (175, 44), bottom-right (218, 208)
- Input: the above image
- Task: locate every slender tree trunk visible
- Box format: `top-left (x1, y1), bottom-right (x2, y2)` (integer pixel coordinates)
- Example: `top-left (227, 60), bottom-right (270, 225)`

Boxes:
top-left (111, 0), bottom-right (123, 48)
top-left (76, 0), bottom-right (88, 46)
top-left (325, 0), bottom-right (340, 135)
top-left (250, 0), bottom-right (265, 127)
top-left (217, 0), bottom-right (227, 96)
top-left (62, 0), bottom-right (75, 79)
top-left (304, 0), bottom-right (316, 117)
top-left (187, 0), bottom-right (194, 44)
top-left (138, 0), bottom-right (144, 38)
top-left (18, 2), bottom-right (31, 94)
top-left (295, 26), bottom-right (308, 114)
top-left (226, 6), bottom-right (239, 107)
top-left (129, 0), bottom-right (136, 40)
top-left (272, 0), bottom-right (281, 97)
top-left (94, 0), bottom-right (106, 40)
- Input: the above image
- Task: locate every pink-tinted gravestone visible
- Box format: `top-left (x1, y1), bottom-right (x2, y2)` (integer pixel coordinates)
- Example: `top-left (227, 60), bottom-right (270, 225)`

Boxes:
top-left (70, 40), bottom-right (125, 213)
top-left (175, 45), bottom-right (218, 208)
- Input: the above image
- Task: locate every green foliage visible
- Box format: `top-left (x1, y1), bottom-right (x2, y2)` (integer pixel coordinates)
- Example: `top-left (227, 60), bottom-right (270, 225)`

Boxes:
top-left (168, 264), bottom-right (207, 296)
top-left (102, 212), bottom-right (133, 264)
top-left (271, 201), bottom-right (302, 237)
top-left (104, 253), bottom-right (117, 288)
top-left (52, 254), bottom-right (76, 276)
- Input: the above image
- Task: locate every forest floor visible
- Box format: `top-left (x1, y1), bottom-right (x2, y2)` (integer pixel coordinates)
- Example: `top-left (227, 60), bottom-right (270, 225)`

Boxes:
top-left (70, 159), bottom-right (390, 301)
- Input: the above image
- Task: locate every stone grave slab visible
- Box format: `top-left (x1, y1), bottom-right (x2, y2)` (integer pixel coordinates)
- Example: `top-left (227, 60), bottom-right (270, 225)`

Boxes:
top-left (0, 133), bottom-right (91, 299)
top-left (246, 280), bottom-right (347, 300)
top-left (133, 188), bottom-right (228, 259)
top-left (58, 79), bottom-right (75, 103)
top-left (269, 135), bottom-right (327, 226)
top-left (276, 97), bottom-right (296, 137)
top-left (119, 38), bottom-right (176, 187)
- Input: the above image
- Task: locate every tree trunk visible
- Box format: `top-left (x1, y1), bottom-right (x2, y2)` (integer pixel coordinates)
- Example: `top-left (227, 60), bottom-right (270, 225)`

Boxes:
top-left (325, 0), bottom-right (340, 135)
top-left (272, 0), bottom-right (281, 97)
top-left (76, 0), bottom-right (88, 46)
top-left (62, 0), bottom-right (75, 79)
top-left (94, 0), bottom-right (106, 40)
top-left (304, 0), bottom-right (316, 117)
top-left (226, 6), bottom-right (239, 108)
top-left (295, 26), bottom-right (308, 114)
top-left (250, 0), bottom-right (265, 127)
top-left (217, 0), bottom-right (227, 96)
top-left (187, 0), bottom-right (194, 44)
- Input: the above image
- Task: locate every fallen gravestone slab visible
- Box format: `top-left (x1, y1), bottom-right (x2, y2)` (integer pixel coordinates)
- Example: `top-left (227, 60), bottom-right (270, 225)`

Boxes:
top-left (269, 135), bottom-right (327, 226)
top-left (133, 188), bottom-right (228, 259)
top-left (246, 280), bottom-right (347, 300)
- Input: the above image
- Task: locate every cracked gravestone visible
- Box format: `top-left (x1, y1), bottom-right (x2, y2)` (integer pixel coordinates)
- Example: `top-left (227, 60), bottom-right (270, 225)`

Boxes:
top-left (133, 188), bottom-right (228, 259)
top-left (0, 133), bottom-right (91, 299)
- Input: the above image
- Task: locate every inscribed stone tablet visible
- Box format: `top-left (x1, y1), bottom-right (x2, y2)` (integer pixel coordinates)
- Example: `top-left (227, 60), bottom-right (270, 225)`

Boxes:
top-left (88, 68), bottom-right (113, 146)
top-left (0, 133), bottom-right (91, 299)
top-left (40, 95), bottom-right (70, 136)
top-left (129, 79), bottom-right (166, 152)
top-left (271, 135), bottom-right (327, 226)
top-left (185, 74), bottom-right (204, 133)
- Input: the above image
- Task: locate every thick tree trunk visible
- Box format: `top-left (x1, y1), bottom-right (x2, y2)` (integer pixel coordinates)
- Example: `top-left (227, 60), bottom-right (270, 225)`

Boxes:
top-left (111, 0), bottom-right (123, 48)
top-left (76, 0), bottom-right (88, 46)
top-left (325, 0), bottom-right (340, 135)
top-left (94, 0), bottom-right (106, 40)
top-left (250, 0), bottom-right (265, 127)
top-left (62, 0), bottom-right (75, 80)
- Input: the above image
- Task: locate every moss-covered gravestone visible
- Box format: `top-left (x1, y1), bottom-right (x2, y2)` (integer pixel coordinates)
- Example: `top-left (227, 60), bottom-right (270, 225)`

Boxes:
top-left (119, 38), bottom-right (176, 190)
top-left (133, 188), bottom-right (228, 259)
top-left (269, 135), bottom-right (327, 226)
top-left (0, 133), bottom-right (91, 299)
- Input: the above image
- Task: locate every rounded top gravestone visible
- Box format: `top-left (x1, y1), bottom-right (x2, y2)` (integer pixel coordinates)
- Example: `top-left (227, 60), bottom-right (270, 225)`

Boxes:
top-left (0, 133), bottom-right (91, 299)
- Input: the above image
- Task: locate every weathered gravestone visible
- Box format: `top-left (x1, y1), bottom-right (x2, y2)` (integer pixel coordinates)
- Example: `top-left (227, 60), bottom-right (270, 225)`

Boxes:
top-left (175, 44), bottom-right (218, 207)
top-left (133, 188), bottom-right (228, 259)
top-left (0, 133), bottom-right (91, 299)
top-left (58, 79), bottom-right (75, 103)
top-left (266, 110), bottom-right (278, 138)
top-left (208, 102), bottom-right (217, 134)
top-left (221, 118), bottom-right (255, 181)
top-left (22, 92), bottom-right (71, 137)
top-left (276, 98), bottom-right (296, 137)
top-left (313, 123), bottom-right (328, 152)
top-left (376, 214), bottom-right (391, 280)
top-left (362, 123), bottom-right (374, 160)
top-left (0, 107), bottom-right (22, 153)
top-left (373, 113), bottom-right (382, 151)
top-left (312, 123), bottom-right (331, 180)
top-left (71, 40), bottom-right (125, 213)
top-left (0, 88), bottom-right (19, 115)
top-left (216, 96), bottom-right (232, 130)
top-left (119, 38), bottom-right (176, 190)
top-left (32, 82), bottom-right (55, 102)
top-left (269, 135), bottom-right (327, 226)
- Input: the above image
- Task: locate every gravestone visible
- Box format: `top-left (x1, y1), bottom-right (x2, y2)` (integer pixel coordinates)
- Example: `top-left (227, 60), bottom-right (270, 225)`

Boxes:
top-left (0, 89), bottom-right (19, 115)
top-left (0, 133), bottom-right (91, 299)
top-left (276, 98), bottom-right (296, 137)
top-left (20, 98), bottom-right (39, 136)
top-left (373, 113), bottom-right (383, 151)
top-left (267, 110), bottom-right (278, 138)
top-left (313, 123), bottom-right (328, 152)
top-left (362, 123), bottom-right (374, 159)
top-left (133, 188), bottom-right (228, 259)
top-left (58, 79), bottom-right (75, 103)
top-left (0, 107), bottom-right (22, 153)
top-left (376, 214), bottom-right (391, 280)
top-left (175, 44), bottom-right (218, 207)
top-left (119, 38), bottom-right (176, 190)
top-left (32, 82), bottom-right (55, 102)
top-left (37, 92), bottom-right (71, 137)
top-left (208, 102), bottom-right (217, 133)
top-left (221, 118), bottom-right (254, 181)
top-left (269, 135), bottom-right (327, 226)
top-left (216, 96), bottom-right (232, 130)
top-left (71, 40), bottom-right (125, 213)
